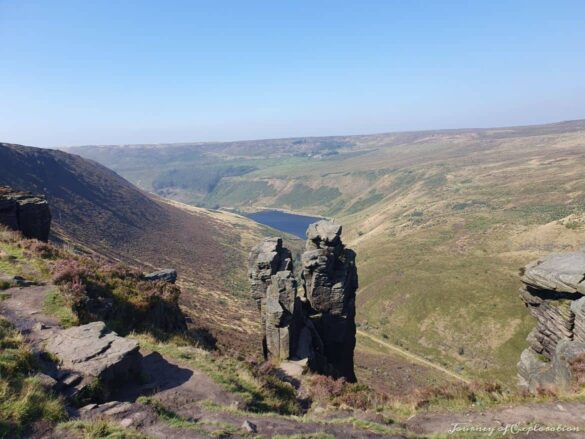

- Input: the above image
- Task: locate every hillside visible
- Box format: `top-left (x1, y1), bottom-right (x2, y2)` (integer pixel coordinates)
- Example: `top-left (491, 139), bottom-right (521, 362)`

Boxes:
top-left (0, 142), bottom-right (272, 351)
top-left (69, 120), bottom-right (585, 382)
top-left (3, 224), bottom-right (585, 438)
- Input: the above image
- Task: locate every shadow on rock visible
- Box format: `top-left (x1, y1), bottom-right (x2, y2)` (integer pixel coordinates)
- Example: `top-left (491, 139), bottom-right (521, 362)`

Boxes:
top-left (112, 352), bottom-right (193, 402)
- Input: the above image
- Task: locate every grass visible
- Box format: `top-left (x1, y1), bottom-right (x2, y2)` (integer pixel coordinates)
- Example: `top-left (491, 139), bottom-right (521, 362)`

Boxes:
top-left (274, 184), bottom-right (342, 210)
top-left (205, 180), bottom-right (277, 206)
top-left (0, 317), bottom-right (67, 437)
top-left (0, 232), bottom-right (52, 284)
top-left (273, 434), bottom-right (335, 439)
top-left (201, 400), bottom-right (403, 436)
top-left (0, 243), bottom-right (27, 279)
top-left (138, 397), bottom-right (253, 438)
top-left (57, 420), bottom-right (147, 439)
top-left (43, 287), bottom-right (79, 327)
top-left (346, 192), bottom-right (384, 215)
top-left (132, 333), bottom-right (301, 415)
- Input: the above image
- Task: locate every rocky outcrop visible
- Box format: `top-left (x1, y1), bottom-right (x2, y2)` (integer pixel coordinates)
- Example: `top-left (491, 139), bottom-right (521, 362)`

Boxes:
top-left (248, 221), bottom-right (357, 381)
top-left (46, 321), bottom-right (141, 394)
top-left (518, 251), bottom-right (585, 392)
top-left (301, 221), bottom-right (357, 381)
top-left (143, 269), bottom-right (177, 283)
top-left (0, 186), bottom-right (51, 241)
top-left (248, 237), bottom-right (295, 359)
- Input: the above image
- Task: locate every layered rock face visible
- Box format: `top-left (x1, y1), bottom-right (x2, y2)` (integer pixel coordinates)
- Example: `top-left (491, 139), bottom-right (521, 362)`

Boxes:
top-left (518, 251), bottom-right (585, 392)
top-left (248, 221), bottom-right (357, 381)
top-left (0, 186), bottom-right (51, 241)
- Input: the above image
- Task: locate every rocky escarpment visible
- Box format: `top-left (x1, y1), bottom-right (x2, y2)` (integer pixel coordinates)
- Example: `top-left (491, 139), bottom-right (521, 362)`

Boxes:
top-left (0, 186), bottom-right (51, 241)
top-left (248, 220), bottom-right (357, 381)
top-left (518, 250), bottom-right (585, 392)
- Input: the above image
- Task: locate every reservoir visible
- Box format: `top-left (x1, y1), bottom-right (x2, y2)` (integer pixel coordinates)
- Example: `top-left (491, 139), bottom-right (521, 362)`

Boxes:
top-left (246, 210), bottom-right (323, 239)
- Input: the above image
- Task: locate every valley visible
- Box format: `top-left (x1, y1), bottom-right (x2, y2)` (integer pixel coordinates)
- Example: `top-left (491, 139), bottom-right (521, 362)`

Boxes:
top-left (69, 120), bottom-right (585, 383)
top-left (3, 2), bottom-right (584, 436)
top-left (3, 122), bottom-right (585, 438)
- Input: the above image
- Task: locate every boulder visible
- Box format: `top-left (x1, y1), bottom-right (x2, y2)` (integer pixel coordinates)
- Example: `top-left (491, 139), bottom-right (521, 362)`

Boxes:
top-left (46, 321), bottom-right (141, 390)
top-left (241, 420), bottom-right (257, 434)
top-left (143, 269), bottom-right (177, 283)
top-left (36, 373), bottom-right (58, 391)
top-left (0, 186), bottom-right (51, 241)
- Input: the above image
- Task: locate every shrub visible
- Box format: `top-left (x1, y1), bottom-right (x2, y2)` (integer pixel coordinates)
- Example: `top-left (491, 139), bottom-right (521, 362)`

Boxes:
top-left (308, 375), bottom-right (345, 403)
top-left (411, 381), bottom-right (507, 410)
top-left (49, 256), bottom-right (186, 335)
top-left (20, 240), bottom-right (61, 259)
top-left (58, 420), bottom-right (145, 438)
top-left (0, 227), bottom-right (22, 244)
top-left (98, 262), bottom-right (142, 280)
top-left (51, 259), bottom-right (90, 285)
top-left (336, 383), bottom-right (385, 410)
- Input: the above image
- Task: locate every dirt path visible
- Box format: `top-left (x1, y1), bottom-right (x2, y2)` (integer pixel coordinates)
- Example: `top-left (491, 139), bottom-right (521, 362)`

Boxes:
top-left (0, 284), bottom-right (61, 349)
top-left (357, 329), bottom-right (471, 384)
top-left (1, 282), bottom-right (401, 438)
top-left (0, 283), bottom-right (240, 408)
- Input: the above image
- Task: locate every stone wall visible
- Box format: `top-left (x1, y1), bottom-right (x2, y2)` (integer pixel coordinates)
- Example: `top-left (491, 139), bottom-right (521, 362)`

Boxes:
top-left (0, 186), bottom-right (51, 241)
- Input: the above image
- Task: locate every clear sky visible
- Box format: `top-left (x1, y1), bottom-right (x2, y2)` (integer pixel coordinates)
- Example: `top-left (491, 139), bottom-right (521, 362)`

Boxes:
top-left (1, 0), bottom-right (584, 147)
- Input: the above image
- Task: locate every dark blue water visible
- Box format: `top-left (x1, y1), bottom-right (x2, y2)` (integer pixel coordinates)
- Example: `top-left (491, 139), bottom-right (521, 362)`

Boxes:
top-left (247, 210), bottom-right (322, 239)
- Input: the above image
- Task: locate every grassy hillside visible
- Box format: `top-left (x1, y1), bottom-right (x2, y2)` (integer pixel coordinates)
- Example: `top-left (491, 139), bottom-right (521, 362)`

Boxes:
top-left (70, 120), bottom-right (585, 383)
top-left (0, 143), bottom-right (278, 353)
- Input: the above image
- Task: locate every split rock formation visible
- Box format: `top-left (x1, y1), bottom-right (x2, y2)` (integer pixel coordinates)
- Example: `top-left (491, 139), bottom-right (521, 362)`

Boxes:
top-left (248, 220), bottom-right (357, 381)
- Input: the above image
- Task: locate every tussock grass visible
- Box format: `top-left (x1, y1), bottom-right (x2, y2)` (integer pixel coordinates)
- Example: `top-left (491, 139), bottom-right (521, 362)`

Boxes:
top-left (0, 318), bottom-right (67, 437)
top-left (58, 420), bottom-right (147, 439)
top-left (0, 229), bottom-right (53, 284)
top-left (43, 287), bottom-right (79, 327)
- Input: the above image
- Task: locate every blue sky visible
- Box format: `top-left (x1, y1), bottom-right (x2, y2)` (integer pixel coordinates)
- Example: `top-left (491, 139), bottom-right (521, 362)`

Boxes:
top-left (1, 0), bottom-right (584, 147)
